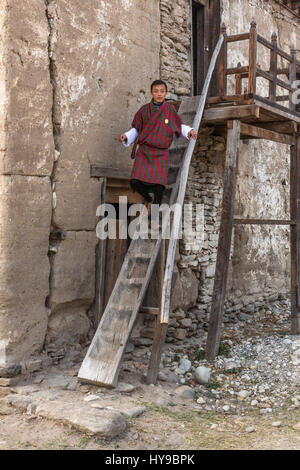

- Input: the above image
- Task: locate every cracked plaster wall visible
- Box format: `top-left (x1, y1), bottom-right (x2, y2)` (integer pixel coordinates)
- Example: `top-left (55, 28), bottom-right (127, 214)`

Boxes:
top-left (0, 0), bottom-right (160, 362)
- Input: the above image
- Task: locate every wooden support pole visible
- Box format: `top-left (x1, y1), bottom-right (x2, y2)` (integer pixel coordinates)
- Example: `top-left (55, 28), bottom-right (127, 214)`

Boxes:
top-left (94, 177), bottom-right (107, 327)
top-left (289, 45), bottom-right (297, 112)
top-left (146, 240), bottom-right (167, 385)
top-left (205, 120), bottom-right (241, 360)
top-left (235, 62), bottom-right (242, 95)
top-left (219, 24), bottom-right (227, 96)
top-left (248, 20), bottom-right (257, 95)
top-left (269, 33), bottom-right (277, 102)
top-left (290, 134), bottom-right (300, 334)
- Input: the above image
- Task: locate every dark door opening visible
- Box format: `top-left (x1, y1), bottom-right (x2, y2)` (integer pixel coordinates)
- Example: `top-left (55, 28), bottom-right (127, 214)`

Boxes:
top-left (192, 0), bottom-right (221, 97)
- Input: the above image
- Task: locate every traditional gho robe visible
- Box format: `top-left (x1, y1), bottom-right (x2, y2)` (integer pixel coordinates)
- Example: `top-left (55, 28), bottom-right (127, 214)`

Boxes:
top-left (124, 101), bottom-right (191, 186)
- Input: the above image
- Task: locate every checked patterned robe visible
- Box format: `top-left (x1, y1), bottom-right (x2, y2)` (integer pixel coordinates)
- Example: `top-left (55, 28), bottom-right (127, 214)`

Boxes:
top-left (130, 101), bottom-right (183, 186)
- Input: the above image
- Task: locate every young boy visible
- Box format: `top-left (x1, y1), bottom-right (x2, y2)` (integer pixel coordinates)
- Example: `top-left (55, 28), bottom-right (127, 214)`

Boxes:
top-left (119, 80), bottom-right (197, 213)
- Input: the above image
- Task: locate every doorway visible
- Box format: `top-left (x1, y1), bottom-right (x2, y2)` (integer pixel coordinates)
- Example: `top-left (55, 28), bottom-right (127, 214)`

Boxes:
top-left (192, 0), bottom-right (221, 96)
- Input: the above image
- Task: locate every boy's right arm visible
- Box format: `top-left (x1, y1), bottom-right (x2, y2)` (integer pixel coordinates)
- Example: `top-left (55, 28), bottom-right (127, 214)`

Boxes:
top-left (119, 128), bottom-right (138, 147)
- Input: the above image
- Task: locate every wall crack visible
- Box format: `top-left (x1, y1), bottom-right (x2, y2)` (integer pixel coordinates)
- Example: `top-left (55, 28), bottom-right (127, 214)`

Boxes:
top-left (44, 0), bottom-right (61, 314)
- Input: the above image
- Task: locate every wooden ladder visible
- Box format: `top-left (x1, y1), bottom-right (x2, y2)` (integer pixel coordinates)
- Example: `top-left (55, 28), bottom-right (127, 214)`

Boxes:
top-left (78, 34), bottom-right (224, 388)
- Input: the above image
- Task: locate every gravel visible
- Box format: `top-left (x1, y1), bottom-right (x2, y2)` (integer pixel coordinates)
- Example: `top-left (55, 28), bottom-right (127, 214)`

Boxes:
top-left (159, 300), bottom-right (300, 413)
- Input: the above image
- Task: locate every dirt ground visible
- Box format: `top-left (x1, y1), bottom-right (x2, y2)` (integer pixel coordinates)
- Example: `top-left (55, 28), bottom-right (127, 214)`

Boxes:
top-left (0, 389), bottom-right (300, 450)
top-left (1, 302), bottom-right (300, 451)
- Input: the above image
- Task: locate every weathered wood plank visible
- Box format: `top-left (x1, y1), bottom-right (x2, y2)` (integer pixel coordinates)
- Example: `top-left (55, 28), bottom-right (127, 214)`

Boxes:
top-left (253, 96), bottom-right (300, 122)
top-left (240, 122), bottom-right (295, 145)
top-left (91, 166), bottom-right (131, 180)
top-left (250, 120), bottom-right (297, 134)
top-left (205, 120), bottom-right (241, 360)
top-left (78, 237), bottom-right (162, 387)
top-left (226, 32), bottom-right (250, 43)
top-left (206, 93), bottom-right (253, 104)
top-left (234, 218), bottom-right (295, 225)
top-left (203, 104), bottom-right (260, 123)
top-left (160, 33), bottom-right (225, 325)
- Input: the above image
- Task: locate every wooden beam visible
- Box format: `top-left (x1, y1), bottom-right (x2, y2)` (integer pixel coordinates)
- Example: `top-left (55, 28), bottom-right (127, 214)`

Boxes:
top-left (91, 165), bottom-right (131, 180)
top-left (205, 120), bottom-right (241, 360)
top-left (203, 104), bottom-right (260, 123)
top-left (234, 218), bottom-right (295, 225)
top-left (206, 93), bottom-right (253, 104)
top-left (290, 134), bottom-right (300, 334)
top-left (253, 96), bottom-right (300, 123)
top-left (251, 121), bottom-right (297, 134)
top-left (240, 122), bottom-right (295, 145)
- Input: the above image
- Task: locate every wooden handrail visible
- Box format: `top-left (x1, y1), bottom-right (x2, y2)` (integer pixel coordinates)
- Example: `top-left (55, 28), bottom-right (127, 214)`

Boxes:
top-left (159, 33), bottom-right (225, 325)
top-left (217, 21), bottom-right (298, 114)
top-left (226, 33), bottom-right (250, 43)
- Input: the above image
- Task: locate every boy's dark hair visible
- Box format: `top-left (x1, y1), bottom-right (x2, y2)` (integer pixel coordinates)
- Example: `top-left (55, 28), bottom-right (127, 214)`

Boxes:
top-left (151, 80), bottom-right (168, 92)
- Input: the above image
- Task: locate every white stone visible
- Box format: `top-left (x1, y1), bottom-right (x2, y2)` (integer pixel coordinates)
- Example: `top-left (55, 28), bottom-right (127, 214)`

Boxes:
top-left (174, 386), bottom-right (195, 399)
top-left (84, 394), bottom-right (101, 402)
top-left (122, 406), bottom-right (146, 418)
top-left (237, 390), bottom-right (250, 399)
top-left (246, 426), bottom-right (256, 433)
top-left (196, 397), bottom-right (206, 405)
top-left (194, 366), bottom-right (211, 385)
top-left (272, 421), bottom-right (281, 427)
top-left (178, 358), bottom-right (192, 373)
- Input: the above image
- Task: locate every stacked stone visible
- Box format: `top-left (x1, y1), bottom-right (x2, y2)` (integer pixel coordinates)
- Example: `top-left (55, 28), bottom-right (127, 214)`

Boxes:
top-left (136, 129), bottom-right (290, 345)
top-left (160, 0), bottom-right (192, 97)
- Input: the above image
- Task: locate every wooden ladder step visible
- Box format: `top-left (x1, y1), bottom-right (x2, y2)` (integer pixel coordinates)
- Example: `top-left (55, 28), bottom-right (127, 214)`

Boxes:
top-left (122, 278), bottom-right (145, 285)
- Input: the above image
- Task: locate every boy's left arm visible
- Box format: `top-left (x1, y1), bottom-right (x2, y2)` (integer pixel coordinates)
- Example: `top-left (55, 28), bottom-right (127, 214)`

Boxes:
top-left (181, 124), bottom-right (197, 140)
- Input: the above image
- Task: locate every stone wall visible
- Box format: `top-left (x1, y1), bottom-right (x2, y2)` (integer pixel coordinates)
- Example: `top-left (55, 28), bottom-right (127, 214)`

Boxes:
top-left (160, 0), bottom-right (192, 97)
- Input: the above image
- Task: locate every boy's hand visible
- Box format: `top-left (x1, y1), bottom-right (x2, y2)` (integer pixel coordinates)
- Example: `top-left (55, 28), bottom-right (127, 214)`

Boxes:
top-left (188, 129), bottom-right (197, 140)
top-left (119, 134), bottom-right (128, 143)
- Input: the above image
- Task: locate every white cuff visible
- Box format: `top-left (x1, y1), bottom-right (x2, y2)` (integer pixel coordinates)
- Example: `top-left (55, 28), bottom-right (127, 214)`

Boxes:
top-left (123, 128), bottom-right (138, 147)
top-left (181, 124), bottom-right (194, 140)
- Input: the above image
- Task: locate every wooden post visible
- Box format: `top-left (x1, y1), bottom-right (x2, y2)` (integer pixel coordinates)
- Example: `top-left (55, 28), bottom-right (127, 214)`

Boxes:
top-left (290, 133), bottom-right (300, 335)
top-left (289, 45), bottom-right (297, 112)
top-left (248, 19), bottom-right (257, 95)
top-left (146, 240), bottom-right (167, 385)
top-left (94, 177), bottom-right (107, 327)
top-left (269, 32), bottom-right (277, 103)
top-left (205, 120), bottom-right (241, 360)
top-left (235, 62), bottom-right (242, 95)
top-left (219, 24), bottom-right (227, 97)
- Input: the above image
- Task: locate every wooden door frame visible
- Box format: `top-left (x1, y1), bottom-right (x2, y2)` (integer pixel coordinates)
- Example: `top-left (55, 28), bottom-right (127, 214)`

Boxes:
top-left (191, 0), bottom-right (221, 96)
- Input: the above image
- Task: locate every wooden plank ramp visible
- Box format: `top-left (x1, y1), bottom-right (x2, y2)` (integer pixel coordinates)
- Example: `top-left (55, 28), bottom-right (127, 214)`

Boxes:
top-left (78, 99), bottom-right (195, 388)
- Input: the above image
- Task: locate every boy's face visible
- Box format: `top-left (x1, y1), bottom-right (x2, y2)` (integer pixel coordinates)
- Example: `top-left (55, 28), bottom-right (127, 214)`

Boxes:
top-left (151, 85), bottom-right (167, 103)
